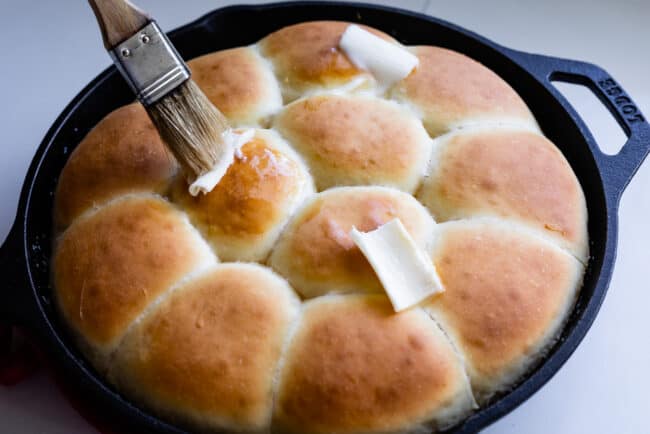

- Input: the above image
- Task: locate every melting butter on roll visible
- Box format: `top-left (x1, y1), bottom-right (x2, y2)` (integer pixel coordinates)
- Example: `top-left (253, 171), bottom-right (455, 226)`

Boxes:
top-left (188, 46), bottom-right (282, 127)
top-left (274, 94), bottom-right (432, 192)
top-left (350, 219), bottom-right (445, 312)
top-left (259, 21), bottom-right (395, 101)
top-left (425, 218), bottom-right (584, 402)
top-left (108, 263), bottom-right (300, 433)
top-left (268, 186), bottom-right (436, 298)
top-left (390, 46), bottom-right (538, 137)
top-left (417, 127), bottom-right (588, 262)
top-left (339, 24), bottom-right (419, 90)
top-left (273, 294), bottom-right (476, 434)
top-left (54, 103), bottom-right (179, 231)
top-left (171, 129), bottom-right (315, 262)
top-left (52, 195), bottom-right (216, 370)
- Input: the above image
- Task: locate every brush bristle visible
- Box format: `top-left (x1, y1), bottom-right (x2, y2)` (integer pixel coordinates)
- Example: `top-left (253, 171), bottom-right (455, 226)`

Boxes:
top-left (147, 79), bottom-right (231, 177)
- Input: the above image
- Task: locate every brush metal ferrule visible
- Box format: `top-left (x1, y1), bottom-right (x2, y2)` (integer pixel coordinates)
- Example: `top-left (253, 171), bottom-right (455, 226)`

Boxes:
top-left (110, 21), bottom-right (190, 106)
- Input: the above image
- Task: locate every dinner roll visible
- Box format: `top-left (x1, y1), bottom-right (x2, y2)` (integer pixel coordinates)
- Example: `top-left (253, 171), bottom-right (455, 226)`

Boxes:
top-left (417, 127), bottom-right (588, 261)
top-left (189, 47), bottom-right (282, 126)
top-left (268, 186), bottom-right (436, 298)
top-left (390, 46), bottom-right (538, 136)
top-left (259, 21), bottom-right (394, 100)
top-left (53, 195), bottom-right (215, 369)
top-left (273, 294), bottom-right (476, 434)
top-left (54, 103), bottom-right (178, 230)
top-left (425, 219), bottom-right (584, 402)
top-left (274, 94), bottom-right (432, 192)
top-left (109, 263), bottom-right (300, 433)
top-left (170, 129), bottom-right (315, 262)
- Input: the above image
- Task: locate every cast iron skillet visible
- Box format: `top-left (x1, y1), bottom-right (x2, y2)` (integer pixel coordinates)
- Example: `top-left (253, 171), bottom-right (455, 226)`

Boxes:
top-left (1, 2), bottom-right (649, 433)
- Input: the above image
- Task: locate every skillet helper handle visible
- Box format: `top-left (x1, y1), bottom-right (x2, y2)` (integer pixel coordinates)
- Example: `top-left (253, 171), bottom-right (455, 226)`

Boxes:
top-left (510, 51), bottom-right (650, 198)
top-left (88, 0), bottom-right (150, 49)
top-left (0, 224), bottom-right (33, 326)
top-left (0, 225), bottom-right (40, 385)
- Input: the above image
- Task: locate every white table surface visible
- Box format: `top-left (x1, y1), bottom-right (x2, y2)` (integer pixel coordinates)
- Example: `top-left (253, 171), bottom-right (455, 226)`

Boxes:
top-left (1, 1), bottom-right (648, 433)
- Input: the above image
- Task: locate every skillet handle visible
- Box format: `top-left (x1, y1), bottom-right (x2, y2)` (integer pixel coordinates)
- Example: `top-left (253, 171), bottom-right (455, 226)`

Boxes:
top-left (508, 50), bottom-right (650, 199)
top-left (0, 223), bottom-right (42, 384)
top-left (0, 223), bottom-right (35, 328)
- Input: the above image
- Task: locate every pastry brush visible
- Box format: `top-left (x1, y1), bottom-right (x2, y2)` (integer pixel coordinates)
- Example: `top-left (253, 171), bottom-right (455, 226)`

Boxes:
top-left (88, 0), bottom-right (232, 187)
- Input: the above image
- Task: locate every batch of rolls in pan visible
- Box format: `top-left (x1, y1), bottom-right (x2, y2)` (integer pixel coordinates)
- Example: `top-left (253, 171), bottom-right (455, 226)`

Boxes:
top-left (52, 21), bottom-right (588, 434)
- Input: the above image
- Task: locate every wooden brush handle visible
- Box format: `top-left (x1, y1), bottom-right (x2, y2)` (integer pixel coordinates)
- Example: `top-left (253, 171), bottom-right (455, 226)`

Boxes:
top-left (88, 0), bottom-right (150, 49)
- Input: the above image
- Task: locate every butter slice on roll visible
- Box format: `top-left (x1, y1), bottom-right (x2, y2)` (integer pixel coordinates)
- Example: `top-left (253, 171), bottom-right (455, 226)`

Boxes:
top-left (259, 21), bottom-right (395, 101)
top-left (339, 24), bottom-right (419, 89)
top-left (350, 219), bottom-right (444, 312)
top-left (268, 186), bottom-right (436, 298)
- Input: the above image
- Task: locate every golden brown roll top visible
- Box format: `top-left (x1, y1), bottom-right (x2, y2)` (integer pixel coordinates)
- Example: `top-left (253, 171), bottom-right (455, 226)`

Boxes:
top-left (54, 104), bottom-right (178, 230)
top-left (425, 219), bottom-right (584, 402)
top-left (273, 294), bottom-right (475, 434)
top-left (108, 263), bottom-right (300, 433)
top-left (268, 186), bottom-right (436, 299)
top-left (171, 129), bottom-right (315, 262)
top-left (417, 127), bottom-right (588, 262)
top-left (390, 46), bottom-right (538, 136)
top-left (259, 21), bottom-right (394, 101)
top-left (52, 195), bottom-right (216, 368)
top-left (274, 94), bottom-right (432, 192)
top-left (188, 47), bottom-right (282, 126)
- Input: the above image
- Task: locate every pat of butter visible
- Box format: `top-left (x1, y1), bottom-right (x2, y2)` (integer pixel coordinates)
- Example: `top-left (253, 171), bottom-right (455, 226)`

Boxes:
top-left (350, 219), bottom-right (444, 312)
top-left (339, 25), bottom-right (419, 88)
top-left (188, 128), bottom-right (255, 196)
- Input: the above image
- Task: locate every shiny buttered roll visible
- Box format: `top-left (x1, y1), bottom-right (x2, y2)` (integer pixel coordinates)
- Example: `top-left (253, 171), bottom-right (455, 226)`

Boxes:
top-left (51, 20), bottom-right (589, 434)
top-left (391, 46), bottom-right (538, 136)
top-left (188, 47), bottom-right (282, 126)
top-left (54, 104), bottom-right (179, 230)
top-left (53, 195), bottom-right (216, 369)
top-left (259, 21), bottom-right (394, 101)
top-left (273, 294), bottom-right (476, 434)
top-left (426, 219), bottom-right (584, 402)
top-left (274, 94), bottom-right (432, 192)
top-left (171, 129), bottom-right (315, 262)
top-left (268, 186), bottom-right (436, 298)
top-left (417, 127), bottom-right (588, 262)
top-left (109, 263), bottom-right (300, 433)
